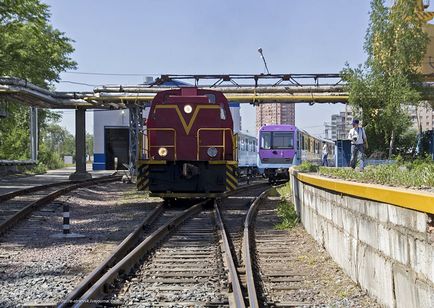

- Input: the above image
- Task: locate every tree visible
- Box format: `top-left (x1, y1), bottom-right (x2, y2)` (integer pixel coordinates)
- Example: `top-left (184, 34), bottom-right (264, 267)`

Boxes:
top-left (43, 123), bottom-right (75, 156)
top-left (0, 0), bottom-right (76, 166)
top-left (342, 0), bottom-right (429, 158)
top-left (86, 133), bottom-right (94, 161)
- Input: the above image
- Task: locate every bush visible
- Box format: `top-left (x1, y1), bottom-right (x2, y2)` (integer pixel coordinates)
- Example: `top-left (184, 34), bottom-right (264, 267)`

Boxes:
top-left (26, 162), bottom-right (47, 175)
top-left (275, 200), bottom-right (298, 229)
top-left (319, 160), bottom-right (434, 188)
top-left (38, 144), bottom-right (64, 170)
top-left (295, 161), bottom-right (319, 173)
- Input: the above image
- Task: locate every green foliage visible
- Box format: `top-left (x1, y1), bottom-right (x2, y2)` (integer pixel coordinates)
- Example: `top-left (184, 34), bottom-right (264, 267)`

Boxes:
top-left (275, 199), bottom-right (298, 229)
top-left (294, 161), bottom-right (319, 173)
top-left (276, 181), bottom-right (292, 199)
top-left (275, 183), bottom-right (298, 229)
top-left (0, 103), bottom-right (30, 159)
top-left (342, 0), bottom-right (429, 157)
top-left (0, 0), bottom-right (76, 87)
top-left (38, 142), bottom-right (64, 170)
top-left (86, 133), bottom-right (94, 160)
top-left (44, 123), bottom-right (75, 156)
top-left (395, 128), bottom-right (418, 157)
top-left (319, 161), bottom-right (434, 188)
top-left (26, 162), bottom-right (47, 175)
top-left (0, 1), bottom-right (76, 170)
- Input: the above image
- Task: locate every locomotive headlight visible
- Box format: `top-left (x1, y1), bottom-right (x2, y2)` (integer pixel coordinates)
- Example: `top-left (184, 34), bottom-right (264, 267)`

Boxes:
top-left (184, 105), bottom-right (192, 114)
top-left (207, 147), bottom-right (218, 158)
top-left (158, 147), bottom-right (168, 157)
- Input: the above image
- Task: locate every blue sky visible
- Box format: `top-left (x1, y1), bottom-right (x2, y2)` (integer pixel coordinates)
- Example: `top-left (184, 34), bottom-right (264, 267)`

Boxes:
top-left (44, 0), bottom-right (373, 136)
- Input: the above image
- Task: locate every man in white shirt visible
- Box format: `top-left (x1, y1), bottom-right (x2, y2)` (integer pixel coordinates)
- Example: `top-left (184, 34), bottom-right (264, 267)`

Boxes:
top-left (348, 119), bottom-right (368, 170)
top-left (321, 141), bottom-right (328, 166)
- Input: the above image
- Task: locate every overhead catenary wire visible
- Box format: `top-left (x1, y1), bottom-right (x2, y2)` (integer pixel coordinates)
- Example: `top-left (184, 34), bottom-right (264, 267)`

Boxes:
top-left (59, 80), bottom-right (100, 87)
top-left (63, 71), bottom-right (161, 77)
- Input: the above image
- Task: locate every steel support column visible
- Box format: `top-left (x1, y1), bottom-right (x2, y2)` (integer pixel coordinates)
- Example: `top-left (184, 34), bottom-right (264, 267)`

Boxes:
top-left (69, 108), bottom-right (92, 180)
top-left (128, 105), bottom-right (143, 179)
top-left (30, 106), bottom-right (38, 161)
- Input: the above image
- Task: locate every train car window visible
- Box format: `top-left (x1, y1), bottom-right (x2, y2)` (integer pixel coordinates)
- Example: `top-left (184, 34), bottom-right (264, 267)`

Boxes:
top-left (220, 106), bottom-right (226, 120)
top-left (272, 132), bottom-right (294, 149)
top-left (246, 139), bottom-right (249, 151)
top-left (260, 132), bottom-right (271, 149)
top-left (240, 139), bottom-right (245, 151)
top-left (206, 94), bottom-right (216, 103)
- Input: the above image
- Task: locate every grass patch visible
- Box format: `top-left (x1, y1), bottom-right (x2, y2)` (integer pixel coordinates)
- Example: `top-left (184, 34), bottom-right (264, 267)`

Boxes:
top-left (276, 181), bottom-right (292, 199)
top-left (294, 161), bottom-right (319, 173)
top-left (319, 159), bottom-right (434, 188)
top-left (275, 182), bottom-right (298, 229)
top-left (275, 200), bottom-right (298, 229)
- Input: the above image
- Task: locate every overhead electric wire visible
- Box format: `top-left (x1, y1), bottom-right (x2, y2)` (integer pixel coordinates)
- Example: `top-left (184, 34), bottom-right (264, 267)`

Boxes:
top-left (63, 71), bottom-right (161, 77)
top-left (59, 80), bottom-right (99, 87)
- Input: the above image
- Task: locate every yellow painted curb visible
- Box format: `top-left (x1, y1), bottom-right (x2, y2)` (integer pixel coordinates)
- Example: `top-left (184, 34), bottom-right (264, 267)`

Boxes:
top-left (292, 171), bottom-right (434, 214)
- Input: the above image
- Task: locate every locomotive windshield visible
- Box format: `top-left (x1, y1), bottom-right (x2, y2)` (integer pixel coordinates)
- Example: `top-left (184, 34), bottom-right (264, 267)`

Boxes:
top-left (260, 131), bottom-right (294, 149)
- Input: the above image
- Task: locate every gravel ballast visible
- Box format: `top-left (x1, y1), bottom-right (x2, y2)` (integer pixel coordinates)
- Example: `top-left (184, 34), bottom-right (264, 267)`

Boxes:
top-left (0, 182), bottom-right (159, 307)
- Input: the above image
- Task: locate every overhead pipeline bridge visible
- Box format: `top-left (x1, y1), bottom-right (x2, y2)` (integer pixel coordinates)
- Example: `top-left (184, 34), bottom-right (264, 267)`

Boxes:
top-left (1, 73), bottom-right (434, 179)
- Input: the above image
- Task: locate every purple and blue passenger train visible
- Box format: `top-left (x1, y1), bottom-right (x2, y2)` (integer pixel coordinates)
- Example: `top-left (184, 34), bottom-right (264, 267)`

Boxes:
top-left (258, 124), bottom-right (334, 182)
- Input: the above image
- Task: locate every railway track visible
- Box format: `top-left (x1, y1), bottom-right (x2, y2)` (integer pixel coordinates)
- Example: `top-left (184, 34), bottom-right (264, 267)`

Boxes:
top-left (0, 175), bottom-right (121, 236)
top-left (242, 189), bottom-right (313, 307)
top-left (57, 184), bottom-right (268, 307)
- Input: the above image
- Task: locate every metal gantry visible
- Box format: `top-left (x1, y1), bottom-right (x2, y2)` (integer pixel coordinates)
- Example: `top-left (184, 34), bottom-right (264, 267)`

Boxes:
top-left (128, 104), bottom-right (144, 178)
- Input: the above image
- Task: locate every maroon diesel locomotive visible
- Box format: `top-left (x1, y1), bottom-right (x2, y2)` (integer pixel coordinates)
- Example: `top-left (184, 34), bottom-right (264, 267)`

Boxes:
top-left (137, 88), bottom-right (238, 199)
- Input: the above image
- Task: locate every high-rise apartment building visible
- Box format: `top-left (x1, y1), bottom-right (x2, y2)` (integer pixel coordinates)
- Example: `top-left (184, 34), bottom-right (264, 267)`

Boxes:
top-left (324, 105), bottom-right (353, 140)
top-left (324, 104), bottom-right (434, 142)
top-left (408, 105), bottom-right (434, 131)
top-left (256, 103), bottom-right (295, 131)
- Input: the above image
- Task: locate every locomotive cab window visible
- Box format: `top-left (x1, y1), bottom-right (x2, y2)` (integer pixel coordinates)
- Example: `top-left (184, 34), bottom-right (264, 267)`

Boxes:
top-left (260, 132), bottom-right (271, 149)
top-left (272, 132), bottom-right (294, 149)
top-left (206, 94), bottom-right (216, 103)
top-left (220, 106), bottom-right (226, 120)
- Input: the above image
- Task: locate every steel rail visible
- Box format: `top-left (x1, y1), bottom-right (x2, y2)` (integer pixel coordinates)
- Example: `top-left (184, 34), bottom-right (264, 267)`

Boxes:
top-left (214, 200), bottom-right (246, 308)
top-left (58, 203), bottom-right (164, 308)
top-left (70, 200), bottom-right (209, 307)
top-left (0, 175), bottom-right (122, 236)
top-left (0, 174), bottom-right (118, 203)
top-left (59, 183), bottom-right (267, 307)
top-left (242, 189), bottom-right (272, 308)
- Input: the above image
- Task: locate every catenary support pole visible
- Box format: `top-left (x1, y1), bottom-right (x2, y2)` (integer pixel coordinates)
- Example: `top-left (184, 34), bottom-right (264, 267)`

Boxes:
top-left (69, 108), bottom-right (92, 180)
top-left (30, 106), bottom-right (38, 161)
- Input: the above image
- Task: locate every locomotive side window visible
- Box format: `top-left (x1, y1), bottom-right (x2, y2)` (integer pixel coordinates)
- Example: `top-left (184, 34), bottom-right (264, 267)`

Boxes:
top-left (220, 106), bottom-right (226, 120)
top-left (272, 132), bottom-right (294, 149)
top-left (260, 132), bottom-right (272, 149)
top-left (206, 94), bottom-right (216, 103)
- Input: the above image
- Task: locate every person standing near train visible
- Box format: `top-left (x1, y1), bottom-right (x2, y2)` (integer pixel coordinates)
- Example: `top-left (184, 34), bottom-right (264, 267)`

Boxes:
top-left (321, 141), bottom-right (328, 166)
top-left (348, 119), bottom-right (368, 171)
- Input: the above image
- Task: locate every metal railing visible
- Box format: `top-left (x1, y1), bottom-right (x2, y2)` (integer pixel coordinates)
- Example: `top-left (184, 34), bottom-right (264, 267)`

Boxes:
top-left (196, 128), bottom-right (234, 160)
top-left (147, 128), bottom-right (177, 160)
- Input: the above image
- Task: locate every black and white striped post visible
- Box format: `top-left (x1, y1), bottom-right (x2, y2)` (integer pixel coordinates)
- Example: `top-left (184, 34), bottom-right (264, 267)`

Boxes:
top-left (51, 200), bottom-right (85, 239)
top-left (62, 202), bottom-right (70, 235)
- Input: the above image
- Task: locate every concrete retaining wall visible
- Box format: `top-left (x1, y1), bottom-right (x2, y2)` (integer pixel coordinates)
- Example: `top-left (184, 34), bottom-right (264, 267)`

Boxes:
top-left (290, 172), bottom-right (434, 308)
top-left (0, 160), bottom-right (36, 176)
